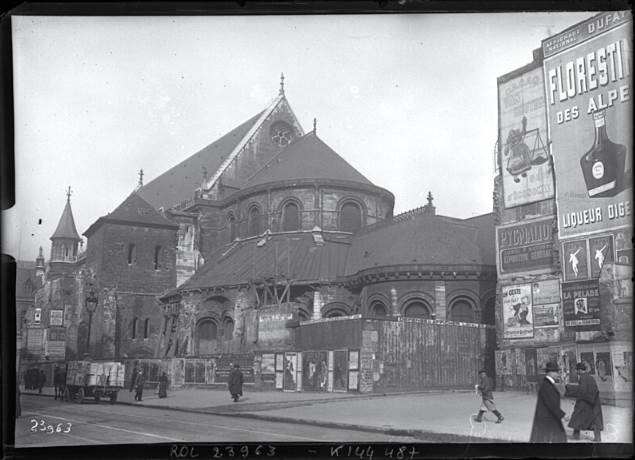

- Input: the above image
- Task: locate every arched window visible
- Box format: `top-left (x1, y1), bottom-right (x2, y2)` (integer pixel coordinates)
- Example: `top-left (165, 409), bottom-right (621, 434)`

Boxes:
top-left (370, 301), bottom-right (388, 317)
top-left (64, 246), bottom-right (69, 258)
top-left (223, 318), bottom-right (234, 341)
top-left (197, 320), bottom-right (218, 355)
top-left (450, 300), bottom-right (475, 323)
top-left (132, 317), bottom-right (138, 339)
top-left (403, 300), bottom-right (432, 319)
top-left (154, 246), bottom-right (161, 270)
top-left (282, 202), bottom-right (300, 231)
top-left (340, 202), bottom-right (362, 233)
top-left (127, 244), bottom-right (137, 265)
top-left (298, 310), bottom-right (310, 322)
top-left (325, 310), bottom-right (343, 318)
top-left (144, 318), bottom-right (150, 338)
top-left (228, 215), bottom-right (237, 241)
top-left (248, 206), bottom-right (261, 236)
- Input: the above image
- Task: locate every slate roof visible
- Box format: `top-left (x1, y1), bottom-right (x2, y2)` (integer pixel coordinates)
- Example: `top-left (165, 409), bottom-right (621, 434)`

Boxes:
top-left (51, 200), bottom-right (82, 241)
top-left (246, 132), bottom-right (373, 187)
top-left (138, 111), bottom-right (264, 210)
top-left (180, 232), bottom-right (352, 290)
top-left (84, 191), bottom-right (178, 237)
top-left (345, 212), bottom-right (494, 276)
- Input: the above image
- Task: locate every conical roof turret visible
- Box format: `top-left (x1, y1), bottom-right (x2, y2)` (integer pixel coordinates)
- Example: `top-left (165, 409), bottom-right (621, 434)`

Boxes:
top-left (50, 187), bottom-right (82, 241)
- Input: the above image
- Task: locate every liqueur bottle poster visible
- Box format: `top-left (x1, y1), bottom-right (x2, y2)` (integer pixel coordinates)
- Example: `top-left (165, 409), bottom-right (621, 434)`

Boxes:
top-left (543, 12), bottom-right (633, 239)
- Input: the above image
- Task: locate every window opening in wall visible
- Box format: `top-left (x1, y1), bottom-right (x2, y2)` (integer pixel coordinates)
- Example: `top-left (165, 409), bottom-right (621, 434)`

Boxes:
top-left (163, 316), bottom-right (169, 335)
top-left (154, 246), bottom-right (161, 270)
top-left (64, 246), bottom-right (69, 258)
top-left (144, 318), bottom-right (150, 338)
top-left (370, 301), bottom-right (388, 317)
top-left (248, 206), bottom-right (261, 236)
top-left (128, 244), bottom-right (137, 265)
top-left (282, 202), bottom-right (300, 231)
top-left (223, 318), bottom-right (234, 341)
top-left (451, 300), bottom-right (474, 323)
top-left (403, 301), bottom-right (431, 319)
top-left (340, 202), bottom-right (362, 233)
top-left (197, 320), bottom-right (218, 355)
top-left (228, 215), bottom-right (237, 241)
top-left (132, 317), bottom-right (138, 339)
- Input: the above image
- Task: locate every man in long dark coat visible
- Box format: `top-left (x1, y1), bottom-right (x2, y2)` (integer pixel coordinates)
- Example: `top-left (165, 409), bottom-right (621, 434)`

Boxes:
top-left (228, 364), bottom-right (244, 402)
top-left (158, 372), bottom-right (169, 399)
top-left (565, 362), bottom-right (603, 442)
top-left (134, 369), bottom-right (146, 401)
top-left (530, 361), bottom-right (567, 443)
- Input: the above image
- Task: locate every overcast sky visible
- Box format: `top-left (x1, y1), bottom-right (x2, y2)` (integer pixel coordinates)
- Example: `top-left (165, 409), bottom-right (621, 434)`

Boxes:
top-left (3, 12), bottom-right (594, 262)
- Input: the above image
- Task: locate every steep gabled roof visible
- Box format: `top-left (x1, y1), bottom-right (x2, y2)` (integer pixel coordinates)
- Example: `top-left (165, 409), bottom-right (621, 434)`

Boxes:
top-left (137, 111), bottom-right (264, 210)
top-left (246, 132), bottom-right (373, 187)
top-left (345, 212), bottom-right (493, 275)
top-left (83, 191), bottom-right (178, 237)
top-left (51, 199), bottom-right (82, 241)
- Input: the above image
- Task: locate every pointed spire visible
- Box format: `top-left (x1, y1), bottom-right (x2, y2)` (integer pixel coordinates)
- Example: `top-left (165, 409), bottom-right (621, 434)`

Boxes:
top-left (51, 189), bottom-right (82, 241)
top-left (36, 246), bottom-right (45, 267)
top-left (313, 118), bottom-right (317, 134)
top-left (427, 191), bottom-right (434, 206)
top-left (136, 169), bottom-right (144, 190)
top-left (424, 191), bottom-right (436, 215)
top-left (279, 72), bottom-right (285, 96)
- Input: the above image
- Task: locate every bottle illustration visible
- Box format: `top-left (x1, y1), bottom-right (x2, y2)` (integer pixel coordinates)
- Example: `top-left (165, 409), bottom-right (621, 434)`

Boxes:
top-left (580, 109), bottom-right (627, 198)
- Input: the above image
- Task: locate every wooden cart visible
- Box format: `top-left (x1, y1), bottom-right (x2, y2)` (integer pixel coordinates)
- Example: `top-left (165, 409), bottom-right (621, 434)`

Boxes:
top-left (63, 361), bottom-right (125, 404)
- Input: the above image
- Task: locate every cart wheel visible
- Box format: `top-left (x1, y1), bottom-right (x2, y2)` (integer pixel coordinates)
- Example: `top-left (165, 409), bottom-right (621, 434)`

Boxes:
top-left (75, 387), bottom-right (84, 404)
top-left (63, 387), bottom-right (71, 402)
top-left (94, 390), bottom-right (101, 404)
top-left (110, 392), bottom-right (117, 405)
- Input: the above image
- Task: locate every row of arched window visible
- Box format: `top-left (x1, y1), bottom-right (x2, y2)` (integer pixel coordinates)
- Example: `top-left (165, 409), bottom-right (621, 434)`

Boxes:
top-left (126, 244), bottom-right (163, 270)
top-left (226, 199), bottom-right (364, 240)
top-left (196, 317), bottom-right (235, 355)
top-left (367, 298), bottom-right (495, 323)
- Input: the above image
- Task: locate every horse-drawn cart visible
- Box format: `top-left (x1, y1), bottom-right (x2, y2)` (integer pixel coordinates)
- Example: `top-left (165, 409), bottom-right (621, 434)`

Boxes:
top-left (63, 361), bottom-right (125, 404)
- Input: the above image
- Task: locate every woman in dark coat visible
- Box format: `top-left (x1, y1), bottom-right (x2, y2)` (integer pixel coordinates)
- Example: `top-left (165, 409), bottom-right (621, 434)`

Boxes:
top-left (228, 364), bottom-right (243, 402)
top-left (158, 372), bottom-right (169, 399)
top-left (565, 362), bottom-right (603, 442)
top-left (530, 362), bottom-right (567, 443)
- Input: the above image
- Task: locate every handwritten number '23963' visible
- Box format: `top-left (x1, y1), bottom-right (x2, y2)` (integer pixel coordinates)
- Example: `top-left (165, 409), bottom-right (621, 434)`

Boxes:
top-left (30, 419), bottom-right (72, 434)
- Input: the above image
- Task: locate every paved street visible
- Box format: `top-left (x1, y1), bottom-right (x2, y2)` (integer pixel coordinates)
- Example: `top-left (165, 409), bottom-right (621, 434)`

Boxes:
top-left (15, 394), bottom-right (420, 447)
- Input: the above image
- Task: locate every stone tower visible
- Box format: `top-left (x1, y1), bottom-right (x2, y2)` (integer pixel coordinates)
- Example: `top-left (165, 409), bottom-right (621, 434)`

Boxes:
top-left (48, 187), bottom-right (81, 280)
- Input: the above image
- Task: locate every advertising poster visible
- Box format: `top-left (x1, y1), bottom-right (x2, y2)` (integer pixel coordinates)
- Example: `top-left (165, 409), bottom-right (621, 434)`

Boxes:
top-left (260, 353), bottom-right (275, 374)
top-left (615, 227), bottom-right (633, 264)
top-left (49, 309), bottom-right (63, 326)
top-left (349, 350), bottom-right (359, 370)
top-left (498, 65), bottom-right (554, 207)
top-left (333, 350), bottom-right (348, 391)
top-left (533, 304), bottom-right (560, 328)
top-left (283, 352), bottom-right (297, 391)
top-left (502, 284), bottom-right (534, 339)
top-left (613, 350), bottom-right (632, 390)
top-left (580, 352), bottom-right (596, 374)
top-left (497, 218), bottom-right (555, 275)
top-left (348, 371), bottom-right (359, 390)
top-left (302, 351), bottom-right (328, 391)
top-left (495, 350), bottom-right (512, 375)
top-left (525, 348), bottom-right (538, 379)
top-left (563, 280), bottom-right (601, 331)
top-left (563, 239), bottom-right (589, 281)
top-left (543, 12), bottom-right (633, 239)
top-left (589, 234), bottom-right (614, 277)
top-left (595, 351), bottom-right (613, 383)
top-left (532, 279), bottom-right (561, 304)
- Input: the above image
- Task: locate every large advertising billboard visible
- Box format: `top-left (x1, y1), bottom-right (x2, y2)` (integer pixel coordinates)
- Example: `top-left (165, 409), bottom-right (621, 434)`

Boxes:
top-left (498, 65), bottom-right (554, 208)
top-left (496, 217), bottom-right (555, 275)
top-left (562, 280), bottom-right (601, 331)
top-left (543, 12), bottom-right (633, 239)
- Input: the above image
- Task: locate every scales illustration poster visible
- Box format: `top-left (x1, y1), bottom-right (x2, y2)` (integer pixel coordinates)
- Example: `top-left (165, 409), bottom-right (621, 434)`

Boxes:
top-left (498, 65), bottom-right (554, 208)
top-left (543, 12), bottom-right (633, 239)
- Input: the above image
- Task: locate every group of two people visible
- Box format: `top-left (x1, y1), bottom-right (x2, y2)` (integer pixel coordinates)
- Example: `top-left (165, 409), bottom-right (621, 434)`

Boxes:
top-left (129, 367), bottom-right (169, 401)
top-left (475, 361), bottom-right (604, 442)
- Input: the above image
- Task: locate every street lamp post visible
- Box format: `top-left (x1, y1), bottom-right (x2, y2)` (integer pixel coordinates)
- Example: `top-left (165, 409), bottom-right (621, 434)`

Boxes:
top-left (85, 290), bottom-right (98, 357)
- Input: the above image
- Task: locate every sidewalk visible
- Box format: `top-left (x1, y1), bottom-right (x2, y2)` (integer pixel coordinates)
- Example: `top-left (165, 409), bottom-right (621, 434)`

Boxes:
top-left (21, 386), bottom-right (632, 443)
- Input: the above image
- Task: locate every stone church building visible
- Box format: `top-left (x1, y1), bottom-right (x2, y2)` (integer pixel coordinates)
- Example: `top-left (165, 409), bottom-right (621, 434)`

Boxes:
top-left (23, 78), bottom-right (496, 392)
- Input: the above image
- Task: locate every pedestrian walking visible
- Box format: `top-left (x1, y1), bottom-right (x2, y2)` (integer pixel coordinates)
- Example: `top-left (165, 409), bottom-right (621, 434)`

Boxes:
top-left (134, 369), bottom-right (146, 401)
top-left (530, 361), bottom-right (567, 443)
top-left (158, 372), bottom-right (169, 399)
top-left (473, 369), bottom-right (504, 423)
top-left (228, 363), bottom-right (244, 402)
top-left (129, 364), bottom-right (138, 392)
top-left (565, 362), bottom-right (604, 442)
top-left (38, 369), bottom-right (46, 394)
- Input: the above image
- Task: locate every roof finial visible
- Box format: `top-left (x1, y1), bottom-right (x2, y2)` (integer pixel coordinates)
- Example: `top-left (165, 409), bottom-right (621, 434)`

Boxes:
top-left (66, 186), bottom-right (72, 202)
top-left (427, 191), bottom-right (434, 206)
top-left (279, 72), bottom-right (285, 95)
top-left (313, 118), bottom-right (317, 134)
top-left (137, 169), bottom-right (144, 190)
